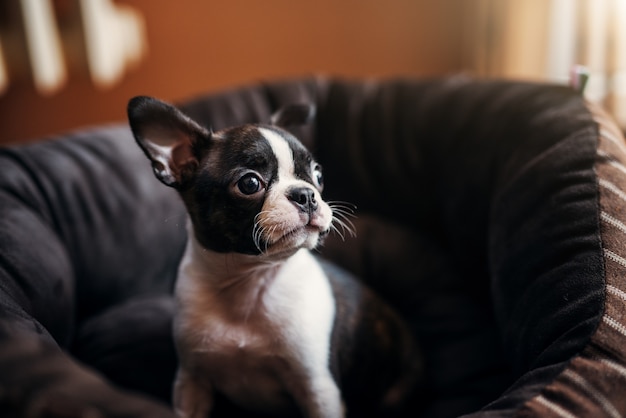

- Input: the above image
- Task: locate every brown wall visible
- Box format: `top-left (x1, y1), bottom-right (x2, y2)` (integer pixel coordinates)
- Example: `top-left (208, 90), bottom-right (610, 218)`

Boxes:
top-left (0, 0), bottom-right (465, 144)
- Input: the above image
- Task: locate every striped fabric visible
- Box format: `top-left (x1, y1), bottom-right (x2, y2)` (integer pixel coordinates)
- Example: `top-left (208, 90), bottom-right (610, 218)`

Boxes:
top-left (521, 105), bottom-right (626, 417)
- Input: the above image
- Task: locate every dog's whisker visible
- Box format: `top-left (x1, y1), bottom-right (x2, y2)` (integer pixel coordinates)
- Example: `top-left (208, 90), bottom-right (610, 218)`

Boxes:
top-left (334, 212), bottom-right (357, 232)
top-left (254, 228), bottom-right (268, 255)
top-left (252, 222), bottom-right (263, 253)
top-left (328, 201), bottom-right (357, 213)
top-left (331, 216), bottom-right (356, 240)
top-left (253, 211), bottom-right (277, 254)
top-left (331, 205), bottom-right (356, 215)
top-left (263, 225), bottom-right (278, 253)
top-left (332, 210), bottom-right (357, 226)
top-left (332, 207), bottom-right (356, 216)
top-left (328, 202), bottom-right (357, 239)
top-left (333, 215), bottom-right (356, 236)
top-left (254, 235), bottom-right (264, 254)
top-left (329, 223), bottom-right (346, 241)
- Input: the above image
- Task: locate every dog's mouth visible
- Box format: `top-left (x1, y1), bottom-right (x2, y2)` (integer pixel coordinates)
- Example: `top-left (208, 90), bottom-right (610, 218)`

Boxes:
top-left (272, 224), bottom-right (325, 245)
top-left (252, 198), bottom-right (334, 256)
top-left (254, 223), bottom-right (328, 256)
top-left (277, 227), bottom-right (305, 242)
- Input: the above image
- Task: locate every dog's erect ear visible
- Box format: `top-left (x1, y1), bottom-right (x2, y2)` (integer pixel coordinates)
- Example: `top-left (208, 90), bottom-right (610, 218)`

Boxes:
top-left (270, 104), bottom-right (316, 128)
top-left (127, 96), bottom-right (210, 188)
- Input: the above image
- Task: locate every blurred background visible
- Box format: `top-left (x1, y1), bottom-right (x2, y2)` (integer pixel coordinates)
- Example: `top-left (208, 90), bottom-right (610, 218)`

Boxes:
top-left (0, 0), bottom-right (624, 144)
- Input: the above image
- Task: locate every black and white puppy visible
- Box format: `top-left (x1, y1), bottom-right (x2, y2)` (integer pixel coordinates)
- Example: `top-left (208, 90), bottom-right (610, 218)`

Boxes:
top-left (127, 97), bottom-right (422, 418)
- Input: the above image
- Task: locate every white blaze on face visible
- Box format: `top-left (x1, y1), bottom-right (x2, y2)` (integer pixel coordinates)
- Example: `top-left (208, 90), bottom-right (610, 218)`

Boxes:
top-left (260, 127), bottom-right (295, 183)
top-left (257, 128), bottom-right (332, 252)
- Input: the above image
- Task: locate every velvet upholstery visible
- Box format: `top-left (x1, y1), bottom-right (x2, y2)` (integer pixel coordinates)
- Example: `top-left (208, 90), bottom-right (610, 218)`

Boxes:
top-left (0, 76), bottom-right (623, 417)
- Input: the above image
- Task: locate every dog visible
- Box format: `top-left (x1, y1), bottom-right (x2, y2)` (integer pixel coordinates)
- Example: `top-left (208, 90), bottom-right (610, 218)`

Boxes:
top-left (127, 96), bottom-right (423, 418)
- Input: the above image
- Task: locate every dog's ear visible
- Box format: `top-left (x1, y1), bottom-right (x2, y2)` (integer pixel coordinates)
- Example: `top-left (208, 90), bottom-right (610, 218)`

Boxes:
top-left (270, 104), bottom-right (316, 127)
top-left (127, 96), bottom-right (210, 188)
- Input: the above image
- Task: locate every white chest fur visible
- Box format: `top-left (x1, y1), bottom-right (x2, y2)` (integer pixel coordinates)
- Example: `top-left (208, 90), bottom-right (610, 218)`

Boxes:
top-left (173, 235), bottom-right (342, 417)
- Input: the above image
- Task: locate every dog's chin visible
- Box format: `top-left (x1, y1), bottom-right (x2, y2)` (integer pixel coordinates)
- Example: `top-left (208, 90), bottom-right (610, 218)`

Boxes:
top-left (261, 226), bottom-right (325, 258)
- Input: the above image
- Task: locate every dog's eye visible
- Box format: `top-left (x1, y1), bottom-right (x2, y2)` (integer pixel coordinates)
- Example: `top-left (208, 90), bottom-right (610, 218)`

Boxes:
top-left (312, 164), bottom-right (324, 189)
top-left (237, 173), bottom-right (263, 195)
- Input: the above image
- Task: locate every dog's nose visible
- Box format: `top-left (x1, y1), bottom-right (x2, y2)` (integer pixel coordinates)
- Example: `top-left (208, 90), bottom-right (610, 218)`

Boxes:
top-left (287, 187), bottom-right (318, 214)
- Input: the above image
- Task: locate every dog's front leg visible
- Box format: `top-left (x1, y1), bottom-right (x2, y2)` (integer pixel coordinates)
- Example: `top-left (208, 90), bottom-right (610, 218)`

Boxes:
top-left (173, 368), bottom-right (213, 418)
top-left (294, 373), bottom-right (345, 418)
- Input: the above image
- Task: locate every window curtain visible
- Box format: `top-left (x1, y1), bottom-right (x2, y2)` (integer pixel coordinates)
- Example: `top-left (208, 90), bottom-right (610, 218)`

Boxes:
top-left (463, 0), bottom-right (626, 128)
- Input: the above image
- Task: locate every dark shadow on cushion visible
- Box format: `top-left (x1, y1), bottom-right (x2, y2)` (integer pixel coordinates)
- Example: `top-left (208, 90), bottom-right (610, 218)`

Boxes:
top-left (73, 296), bottom-right (178, 404)
top-left (321, 216), bottom-right (511, 417)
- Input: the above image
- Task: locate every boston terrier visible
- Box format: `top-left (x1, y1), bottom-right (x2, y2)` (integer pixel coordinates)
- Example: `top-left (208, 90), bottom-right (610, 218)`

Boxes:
top-left (127, 97), bottom-right (422, 418)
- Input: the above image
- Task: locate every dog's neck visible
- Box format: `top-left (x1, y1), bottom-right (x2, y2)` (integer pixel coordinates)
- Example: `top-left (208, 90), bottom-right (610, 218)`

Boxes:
top-left (187, 235), bottom-right (282, 286)
top-left (177, 225), bottom-right (311, 321)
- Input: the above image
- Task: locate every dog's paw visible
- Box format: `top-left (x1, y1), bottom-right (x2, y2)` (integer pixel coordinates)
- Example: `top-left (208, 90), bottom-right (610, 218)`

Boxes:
top-left (173, 370), bottom-right (213, 418)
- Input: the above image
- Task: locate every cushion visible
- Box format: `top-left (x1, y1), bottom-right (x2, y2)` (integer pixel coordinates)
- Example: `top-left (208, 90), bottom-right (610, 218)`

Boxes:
top-left (0, 75), bottom-right (624, 417)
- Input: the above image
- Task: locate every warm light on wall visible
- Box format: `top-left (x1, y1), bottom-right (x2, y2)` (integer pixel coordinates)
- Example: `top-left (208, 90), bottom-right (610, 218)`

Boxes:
top-left (80, 0), bottom-right (147, 89)
top-left (464, 0), bottom-right (626, 128)
top-left (0, 0), bottom-right (147, 96)
top-left (553, 0), bottom-right (626, 127)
